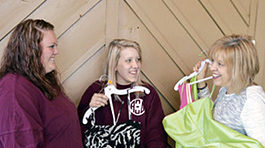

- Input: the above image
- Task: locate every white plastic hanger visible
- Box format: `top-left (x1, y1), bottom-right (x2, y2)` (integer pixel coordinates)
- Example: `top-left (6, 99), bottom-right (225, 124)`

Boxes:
top-left (82, 80), bottom-right (150, 125)
top-left (174, 59), bottom-right (212, 91)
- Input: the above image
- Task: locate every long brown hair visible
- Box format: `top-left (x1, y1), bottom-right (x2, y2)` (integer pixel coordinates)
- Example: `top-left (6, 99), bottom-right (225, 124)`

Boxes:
top-left (0, 19), bottom-right (64, 100)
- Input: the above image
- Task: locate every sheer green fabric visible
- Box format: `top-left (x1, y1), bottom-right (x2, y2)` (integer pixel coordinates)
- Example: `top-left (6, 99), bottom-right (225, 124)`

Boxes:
top-left (163, 98), bottom-right (263, 148)
top-left (190, 76), bottom-right (198, 101)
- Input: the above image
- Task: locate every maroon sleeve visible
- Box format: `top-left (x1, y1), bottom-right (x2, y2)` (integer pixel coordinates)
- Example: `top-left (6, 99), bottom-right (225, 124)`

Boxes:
top-left (77, 81), bottom-right (104, 134)
top-left (0, 74), bottom-right (83, 148)
top-left (0, 76), bottom-right (44, 147)
top-left (144, 83), bottom-right (168, 148)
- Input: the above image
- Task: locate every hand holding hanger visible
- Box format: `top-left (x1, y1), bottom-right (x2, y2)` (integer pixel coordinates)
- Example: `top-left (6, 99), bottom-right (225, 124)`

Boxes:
top-left (174, 59), bottom-right (212, 91)
top-left (82, 80), bottom-right (151, 125)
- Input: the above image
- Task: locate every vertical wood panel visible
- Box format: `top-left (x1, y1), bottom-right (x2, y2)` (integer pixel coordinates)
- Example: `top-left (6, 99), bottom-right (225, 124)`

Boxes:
top-left (231, 0), bottom-right (251, 25)
top-left (126, 0), bottom-right (191, 75)
top-left (164, 0), bottom-right (223, 50)
top-left (56, 0), bottom-right (106, 77)
top-left (0, 0), bottom-right (45, 40)
top-left (63, 46), bottom-right (107, 105)
top-left (28, 0), bottom-right (101, 35)
top-left (255, 0), bottom-right (265, 88)
top-left (105, 0), bottom-right (120, 45)
top-left (200, 0), bottom-right (257, 35)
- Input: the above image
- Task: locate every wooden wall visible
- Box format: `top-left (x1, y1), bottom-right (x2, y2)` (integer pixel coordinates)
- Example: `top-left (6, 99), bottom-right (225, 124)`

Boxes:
top-left (1, 0), bottom-right (265, 147)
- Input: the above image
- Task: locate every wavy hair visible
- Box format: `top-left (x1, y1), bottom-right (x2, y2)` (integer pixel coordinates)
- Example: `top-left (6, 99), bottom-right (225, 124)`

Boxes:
top-left (209, 34), bottom-right (259, 94)
top-left (0, 19), bottom-right (64, 100)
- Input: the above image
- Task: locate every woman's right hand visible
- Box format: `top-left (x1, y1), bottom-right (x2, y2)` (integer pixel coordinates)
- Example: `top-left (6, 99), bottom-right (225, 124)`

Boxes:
top-left (193, 61), bottom-right (209, 79)
top-left (89, 93), bottom-right (109, 108)
top-left (193, 60), bottom-right (210, 88)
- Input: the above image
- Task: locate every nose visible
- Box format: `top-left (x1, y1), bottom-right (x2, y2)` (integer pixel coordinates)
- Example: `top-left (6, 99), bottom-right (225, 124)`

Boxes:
top-left (132, 60), bottom-right (140, 68)
top-left (54, 46), bottom-right (59, 55)
top-left (210, 62), bottom-right (217, 71)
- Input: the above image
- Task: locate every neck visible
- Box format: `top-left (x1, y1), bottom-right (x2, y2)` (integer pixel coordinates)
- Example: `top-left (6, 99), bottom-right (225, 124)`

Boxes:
top-left (226, 87), bottom-right (234, 94)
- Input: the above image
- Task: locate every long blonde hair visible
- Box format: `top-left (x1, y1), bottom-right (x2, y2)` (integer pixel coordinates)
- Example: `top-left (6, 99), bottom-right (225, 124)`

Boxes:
top-left (104, 39), bottom-right (143, 87)
top-left (209, 34), bottom-right (259, 94)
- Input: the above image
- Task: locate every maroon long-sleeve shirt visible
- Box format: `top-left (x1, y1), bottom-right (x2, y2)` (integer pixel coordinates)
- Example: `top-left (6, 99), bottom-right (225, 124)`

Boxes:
top-left (0, 73), bottom-right (83, 148)
top-left (78, 80), bottom-right (167, 148)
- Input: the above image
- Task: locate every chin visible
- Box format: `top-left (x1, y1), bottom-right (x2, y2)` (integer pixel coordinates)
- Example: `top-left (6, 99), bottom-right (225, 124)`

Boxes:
top-left (45, 70), bottom-right (53, 74)
top-left (45, 68), bottom-right (56, 74)
top-left (129, 78), bottom-right (137, 83)
top-left (213, 82), bottom-right (222, 86)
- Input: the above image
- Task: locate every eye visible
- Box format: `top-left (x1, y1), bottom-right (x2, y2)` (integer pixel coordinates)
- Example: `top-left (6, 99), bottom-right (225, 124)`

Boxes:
top-left (125, 59), bottom-right (131, 63)
top-left (48, 43), bottom-right (58, 49)
top-left (218, 62), bottom-right (224, 66)
top-left (136, 57), bottom-right (141, 62)
top-left (48, 45), bottom-right (55, 48)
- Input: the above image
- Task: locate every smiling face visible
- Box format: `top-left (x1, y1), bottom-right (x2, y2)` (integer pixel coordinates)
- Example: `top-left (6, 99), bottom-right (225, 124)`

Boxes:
top-left (40, 30), bottom-right (59, 74)
top-left (115, 47), bottom-right (141, 85)
top-left (210, 55), bottom-right (233, 93)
